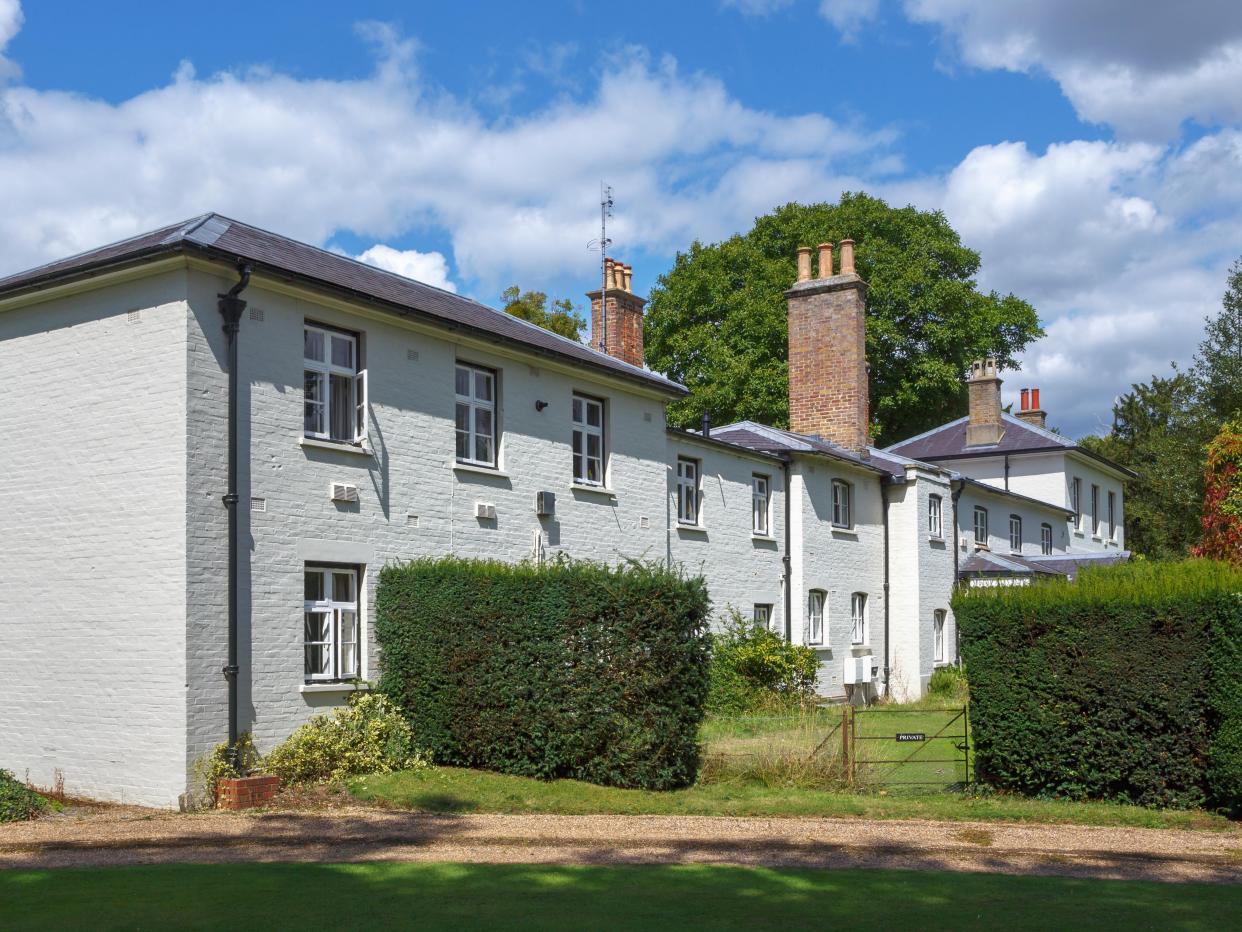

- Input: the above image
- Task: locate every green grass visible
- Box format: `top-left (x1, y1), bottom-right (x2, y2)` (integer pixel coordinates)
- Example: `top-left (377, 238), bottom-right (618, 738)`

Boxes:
top-left (2, 862), bottom-right (1239, 931)
top-left (348, 765), bottom-right (1230, 829)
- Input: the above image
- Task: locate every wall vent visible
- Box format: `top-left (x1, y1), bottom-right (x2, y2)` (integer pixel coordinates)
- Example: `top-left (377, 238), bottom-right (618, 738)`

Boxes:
top-left (643, 411), bottom-right (653, 423)
top-left (639, 515), bottom-right (650, 530)
top-left (126, 309), bottom-right (141, 323)
top-left (406, 513), bottom-right (419, 527)
top-left (331, 483), bottom-right (360, 503)
top-left (250, 497), bottom-right (267, 513)
top-left (249, 307), bottom-right (264, 322)
top-left (535, 491), bottom-right (556, 516)
top-left (475, 501), bottom-right (496, 520)
top-left (407, 349), bottom-right (420, 362)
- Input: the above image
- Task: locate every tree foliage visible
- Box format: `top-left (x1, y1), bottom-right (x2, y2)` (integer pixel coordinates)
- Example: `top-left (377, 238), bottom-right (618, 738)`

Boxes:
top-left (644, 193), bottom-right (1043, 445)
top-left (1193, 420), bottom-right (1242, 565)
top-left (502, 285), bottom-right (586, 342)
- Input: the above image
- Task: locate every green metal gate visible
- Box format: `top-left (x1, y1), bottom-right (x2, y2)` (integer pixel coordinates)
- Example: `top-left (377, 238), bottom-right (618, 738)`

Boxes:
top-left (848, 705), bottom-right (971, 789)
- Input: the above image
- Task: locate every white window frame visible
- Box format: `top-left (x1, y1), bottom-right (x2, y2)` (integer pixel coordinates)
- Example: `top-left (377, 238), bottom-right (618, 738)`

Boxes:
top-left (455, 362), bottom-right (498, 468)
top-left (1009, 514), bottom-right (1022, 553)
top-left (1091, 483), bottom-right (1101, 535)
top-left (928, 494), bottom-right (943, 539)
top-left (753, 604), bottom-right (773, 630)
top-left (1041, 522), bottom-right (1053, 555)
top-left (850, 592), bottom-right (868, 646)
top-left (973, 506), bottom-right (988, 547)
top-left (808, 590), bottom-right (825, 645)
top-left (677, 456), bottom-right (701, 525)
top-left (831, 479), bottom-right (852, 529)
top-left (303, 565), bottom-right (361, 683)
top-left (572, 394), bottom-right (606, 485)
top-left (304, 323), bottom-right (367, 445)
top-left (1070, 477), bottom-right (1082, 530)
top-left (1108, 490), bottom-right (1117, 541)
top-left (752, 474), bottom-right (771, 535)
top-left (933, 609), bottom-right (946, 663)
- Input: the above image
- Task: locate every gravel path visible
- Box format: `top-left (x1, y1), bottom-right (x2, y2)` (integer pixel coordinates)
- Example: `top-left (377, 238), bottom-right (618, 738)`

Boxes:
top-left (4, 805), bottom-right (1241, 883)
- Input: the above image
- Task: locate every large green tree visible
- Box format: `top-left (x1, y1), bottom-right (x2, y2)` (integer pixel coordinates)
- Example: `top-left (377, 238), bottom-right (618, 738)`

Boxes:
top-left (644, 193), bottom-right (1043, 445)
top-left (502, 286), bottom-right (586, 342)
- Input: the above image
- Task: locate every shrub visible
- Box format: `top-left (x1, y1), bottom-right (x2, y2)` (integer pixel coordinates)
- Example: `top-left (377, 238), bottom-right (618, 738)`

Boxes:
top-left (376, 557), bottom-right (712, 790)
top-left (955, 559), bottom-right (1242, 811)
top-left (707, 611), bottom-right (819, 713)
top-left (927, 665), bottom-right (968, 702)
top-left (195, 733), bottom-right (262, 807)
top-left (1194, 420), bottom-right (1242, 565)
top-left (265, 692), bottom-right (425, 786)
top-left (0, 769), bottom-right (49, 822)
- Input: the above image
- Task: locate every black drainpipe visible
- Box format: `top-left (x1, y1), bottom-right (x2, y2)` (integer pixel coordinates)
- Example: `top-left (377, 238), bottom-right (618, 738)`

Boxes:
top-left (881, 478), bottom-right (891, 699)
top-left (218, 261), bottom-right (252, 766)
top-left (950, 476), bottom-right (965, 663)
top-left (1004, 453), bottom-right (1010, 491)
top-left (782, 457), bottom-right (792, 642)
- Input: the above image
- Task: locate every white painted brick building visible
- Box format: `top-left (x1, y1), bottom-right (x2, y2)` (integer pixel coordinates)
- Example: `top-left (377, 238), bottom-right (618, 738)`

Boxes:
top-left (0, 215), bottom-right (1130, 805)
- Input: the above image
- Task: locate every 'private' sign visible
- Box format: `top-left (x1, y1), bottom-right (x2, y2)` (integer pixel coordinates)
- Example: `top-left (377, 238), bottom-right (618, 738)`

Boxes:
top-left (895, 732), bottom-right (926, 742)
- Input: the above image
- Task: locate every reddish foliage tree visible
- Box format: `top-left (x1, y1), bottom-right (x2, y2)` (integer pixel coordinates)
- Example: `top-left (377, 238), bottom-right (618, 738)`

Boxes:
top-left (1194, 420), bottom-right (1242, 564)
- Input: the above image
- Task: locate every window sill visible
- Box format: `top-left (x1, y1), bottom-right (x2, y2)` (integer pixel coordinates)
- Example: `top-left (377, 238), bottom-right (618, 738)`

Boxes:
top-left (1072, 530), bottom-right (1085, 538)
top-left (831, 527), bottom-right (859, 539)
top-left (300, 682), bottom-right (370, 695)
top-left (677, 523), bottom-right (708, 536)
top-left (1091, 535), bottom-right (1103, 542)
top-left (300, 436), bottom-right (373, 457)
top-left (973, 543), bottom-right (990, 552)
top-left (751, 532), bottom-right (777, 542)
top-left (571, 483), bottom-right (617, 499)
top-left (928, 535), bottom-right (945, 544)
top-left (452, 462), bottom-right (511, 480)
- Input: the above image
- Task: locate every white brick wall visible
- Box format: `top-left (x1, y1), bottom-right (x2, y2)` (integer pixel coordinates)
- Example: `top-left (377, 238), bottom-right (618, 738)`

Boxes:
top-left (957, 483), bottom-right (1072, 557)
top-left (0, 272), bottom-right (191, 807)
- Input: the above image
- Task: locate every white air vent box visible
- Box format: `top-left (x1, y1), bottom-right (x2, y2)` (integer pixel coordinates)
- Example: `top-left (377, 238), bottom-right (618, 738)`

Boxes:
top-left (475, 501), bottom-right (496, 520)
top-left (843, 655), bottom-right (873, 685)
top-left (331, 483), bottom-right (359, 503)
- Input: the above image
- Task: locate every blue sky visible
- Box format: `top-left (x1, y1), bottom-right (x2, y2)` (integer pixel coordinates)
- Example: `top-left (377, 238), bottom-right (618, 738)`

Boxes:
top-left (2, 1), bottom-right (1241, 437)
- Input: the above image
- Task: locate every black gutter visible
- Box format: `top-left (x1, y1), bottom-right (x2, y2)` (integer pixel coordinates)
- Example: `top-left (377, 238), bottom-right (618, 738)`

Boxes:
top-left (218, 261), bottom-right (251, 767)
top-left (782, 457), bottom-right (793, 642)
top-left (900, 443), bottom-right (1137, 479)
top-left (881, 479), bottom-right (892, 699)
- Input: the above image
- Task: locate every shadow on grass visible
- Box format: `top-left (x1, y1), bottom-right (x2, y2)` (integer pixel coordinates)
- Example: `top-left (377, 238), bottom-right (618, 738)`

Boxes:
top-left (2, 862), bottom-right (1241, 932)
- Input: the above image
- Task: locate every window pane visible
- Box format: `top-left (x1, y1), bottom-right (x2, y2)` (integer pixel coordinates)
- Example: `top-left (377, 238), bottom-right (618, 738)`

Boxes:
top-left (455, 366), bottom-right (470, 396)
top-left (331, 335), bottom-right (354, 370)
top-left (339, 610), bottom-right (359, 677)
top-left (587, 455), bottom-right (602, 484)
top-left (476, 433), bottom-right (493, 465)
top-left (572, 397), bottom-right (583, 423)
top-left (304, 610), bottom-right (330, 643)
top-left (456, 429), bottom-right (470, 461)
top-left (305, 643), bottom-right (330, 677)
top-left (475, 371), bottom-right (492, 402)
top-left (587, 401), bottom-right (601, 427)
top-left (304, 328), bottom-right (325, 362)
top-left (330, 373), bottom-right (353, 440)
top-left (332, 571), bottom-right (354, 603)
top-left (304, 571), bottom-right (324, 601)
top-left (573, 452), bottom-right (584, 480)
top-left (475, 408), bottom-right (493, 441)
top-left (587, 433), bottom-right (601, 460)
top-left (304, 372), bottom-right (324, 434)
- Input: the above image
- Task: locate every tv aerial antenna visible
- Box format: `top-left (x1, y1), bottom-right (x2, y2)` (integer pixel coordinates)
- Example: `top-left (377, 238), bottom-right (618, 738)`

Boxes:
top-left (586, 182), bottom-right (614, 351)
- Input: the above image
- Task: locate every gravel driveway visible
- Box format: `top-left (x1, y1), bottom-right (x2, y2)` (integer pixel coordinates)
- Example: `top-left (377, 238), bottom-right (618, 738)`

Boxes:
top-left (3, 805), bottom-right (1240, 883)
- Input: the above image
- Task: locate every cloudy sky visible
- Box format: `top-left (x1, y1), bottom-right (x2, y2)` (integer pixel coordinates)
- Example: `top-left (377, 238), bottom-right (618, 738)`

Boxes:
top-left (3, 1), bottom-right (1241, 438)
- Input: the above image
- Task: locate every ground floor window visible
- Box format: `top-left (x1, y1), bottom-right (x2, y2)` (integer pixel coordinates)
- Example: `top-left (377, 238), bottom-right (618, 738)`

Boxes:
top-left (753, 604), bottom-right (773, 630)
top-left (304, 565), bottom-right (361, 681)
top-left (934, 609), bottom-right (946, 663)
top-left (808, 590), bottom-right (825, 644)
top-left (850, 592), bottom-right (868, 645)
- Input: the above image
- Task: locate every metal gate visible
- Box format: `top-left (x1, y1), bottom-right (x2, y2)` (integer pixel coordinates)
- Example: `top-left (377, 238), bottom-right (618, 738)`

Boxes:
top-left (849, 705), bottom-right (971, 789)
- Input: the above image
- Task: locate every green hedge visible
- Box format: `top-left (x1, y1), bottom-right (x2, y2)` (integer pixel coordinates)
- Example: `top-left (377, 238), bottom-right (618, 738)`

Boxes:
top-left (375, 557), bottom-right (712, 790)
top-left (954, 560), bottom-right (1242, 811)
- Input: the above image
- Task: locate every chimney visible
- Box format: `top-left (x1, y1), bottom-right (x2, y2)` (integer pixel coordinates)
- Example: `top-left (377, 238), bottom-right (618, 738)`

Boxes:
top-left (1015, 385), bottom-right (1047, 429)
top-left (786, 239), bottom-right (870, 451)
top-left (588, 257), bottom-right (646, 368)
top-left (966, 358), bottom-right (1004, 446)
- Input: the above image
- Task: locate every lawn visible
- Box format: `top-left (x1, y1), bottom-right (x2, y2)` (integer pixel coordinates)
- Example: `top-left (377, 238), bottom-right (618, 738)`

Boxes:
top-left (2, 862), bottom-right (1239, 931)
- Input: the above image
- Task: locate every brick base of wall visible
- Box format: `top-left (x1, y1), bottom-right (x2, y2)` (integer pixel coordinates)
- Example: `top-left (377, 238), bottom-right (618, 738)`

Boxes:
top-left (217, 775), bottom-right (281, 810)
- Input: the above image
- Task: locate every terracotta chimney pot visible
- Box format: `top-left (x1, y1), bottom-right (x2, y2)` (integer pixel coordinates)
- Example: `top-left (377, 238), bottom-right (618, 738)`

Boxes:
top-left (796, 246), bottom-right (812, 282)
top-left (817, 243), bottom-right (834, 279)
top-left (839, 239), bottom-right (856, 276)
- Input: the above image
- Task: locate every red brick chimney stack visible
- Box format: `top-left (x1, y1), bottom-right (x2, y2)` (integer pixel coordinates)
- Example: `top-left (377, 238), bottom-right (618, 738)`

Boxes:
top-left (966, 358), bottom-right (1004, 446)
top-left (1015, 384), bottom-right (1047, 429)
top-left (786, 238), bottom-right (870, 451)
top-left (588, 257), bottom-right (646, 368)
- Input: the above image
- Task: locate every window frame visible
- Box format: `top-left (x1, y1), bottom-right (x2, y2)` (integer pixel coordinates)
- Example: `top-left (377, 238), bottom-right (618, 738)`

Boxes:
top-left (1070, 476), bottom-right (1082, 530)
top-left (973, 505), bottom-right (989, 547)
top-left (303, 322), bottom-right (367, 445)
top-left (454, 362), bottom-right (499, 468)
top-left (831, 479), bottom-right (852, 529)
top-left (1008, 514), bottom-right (1022, 554)
top-left (933, 609), bottom-right (946, 664)
top-left (571, 393), bottom-right (606, 486)
top-left (850, 592), bottom-right (868, 646)
top-left (928, 493), bottom-right (943, 539)
top-left (676, 456), bottom-right (701, 526)
top-left (1108, 490), bottom-right (1117, 541)
top-left (753, 604), bottom-right (773, 630)
top-left (807, 589), bottom-right (826, 645)
top-left (1040, 522), bottom-right (1053, 555)
top-left (1091, 483), bottom-right (1101, 535)
top-left (751, 474), bottom-right (771, 535)
top-left (303, 564), bottom-right (362, 683)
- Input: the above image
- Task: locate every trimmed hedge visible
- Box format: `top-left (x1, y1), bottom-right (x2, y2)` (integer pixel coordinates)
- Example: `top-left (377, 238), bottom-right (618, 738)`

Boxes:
top-left (954, 559), bottom-right (1242, 811)
top-left (375, 557), bottom-right (711, 790)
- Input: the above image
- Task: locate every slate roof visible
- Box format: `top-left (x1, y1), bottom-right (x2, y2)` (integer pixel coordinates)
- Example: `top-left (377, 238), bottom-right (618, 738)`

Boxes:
top-left (885, 413), bottom-right (1136, 478)
top-left (709, 421), bottom-right (895, 477)
top-left (961, 549), bottom-right (1131, 581)
top-left (0, 213), bottom-right (686, 397)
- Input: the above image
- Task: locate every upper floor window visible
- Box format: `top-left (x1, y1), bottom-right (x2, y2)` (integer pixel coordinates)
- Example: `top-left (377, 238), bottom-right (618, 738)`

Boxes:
top-left (455, 363), bottom-right (497, 467)
top-left (1108, 490), bottom-right (1118, 540)
top-left (973, 506), bottom-right (988, 546)
top-left (928, 494), bottom-right (943, 539)
top-left (933, 609), bottom-right (946, 663)
top-left (572, 394), bottom-right (605, 485)
top-left (303, 566), bottom-right (360, 682)
top-left (1070, 477), bottom-right (1082, 530)
top-left (850, 592), bottom-right (868, 645)
top-left (1009, 514), bottom-right (1022, 553)
top-left (304, 324), bottom-right (366, 444)
top-left (1091, 484), bottom-right (1101, 535)
top-left (832, 479), bottom-right (852, 529)
top-left (808, 590), bottom-right (825, 645)
top-left (677, 456), bottom-right (700, 525)
top-left (1041, 522), bottom-right (1053, 555)
top-left (752, 474), bottom-right (771, 535)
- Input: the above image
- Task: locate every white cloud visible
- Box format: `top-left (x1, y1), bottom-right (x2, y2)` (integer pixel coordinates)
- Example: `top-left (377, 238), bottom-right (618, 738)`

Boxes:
top-left (818, 0), bottom-right (881, 40)
top-left (355, 244), bottom-right (456, 293)
top-left (720, 0), bottom-right (795, 15)
top-left (0, 0), bottom-right (22, 78)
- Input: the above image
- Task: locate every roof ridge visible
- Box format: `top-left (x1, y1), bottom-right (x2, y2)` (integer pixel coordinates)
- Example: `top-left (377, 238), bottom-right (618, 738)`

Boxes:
top-left (1001, 411), bottom-right (1075, 447)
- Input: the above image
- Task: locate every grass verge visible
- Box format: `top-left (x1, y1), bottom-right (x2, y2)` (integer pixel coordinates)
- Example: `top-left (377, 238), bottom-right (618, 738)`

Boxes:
top-left (2, 862), bottom-right (1239, 931)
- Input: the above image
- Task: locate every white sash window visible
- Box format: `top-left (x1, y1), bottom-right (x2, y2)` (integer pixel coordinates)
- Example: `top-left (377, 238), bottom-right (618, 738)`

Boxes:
top-left (304, 325), bottom-right (366, 444)
top-left (304, 567), bottom-right (360, 682)
top-left (455, 364), bottom-right (497, 467)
